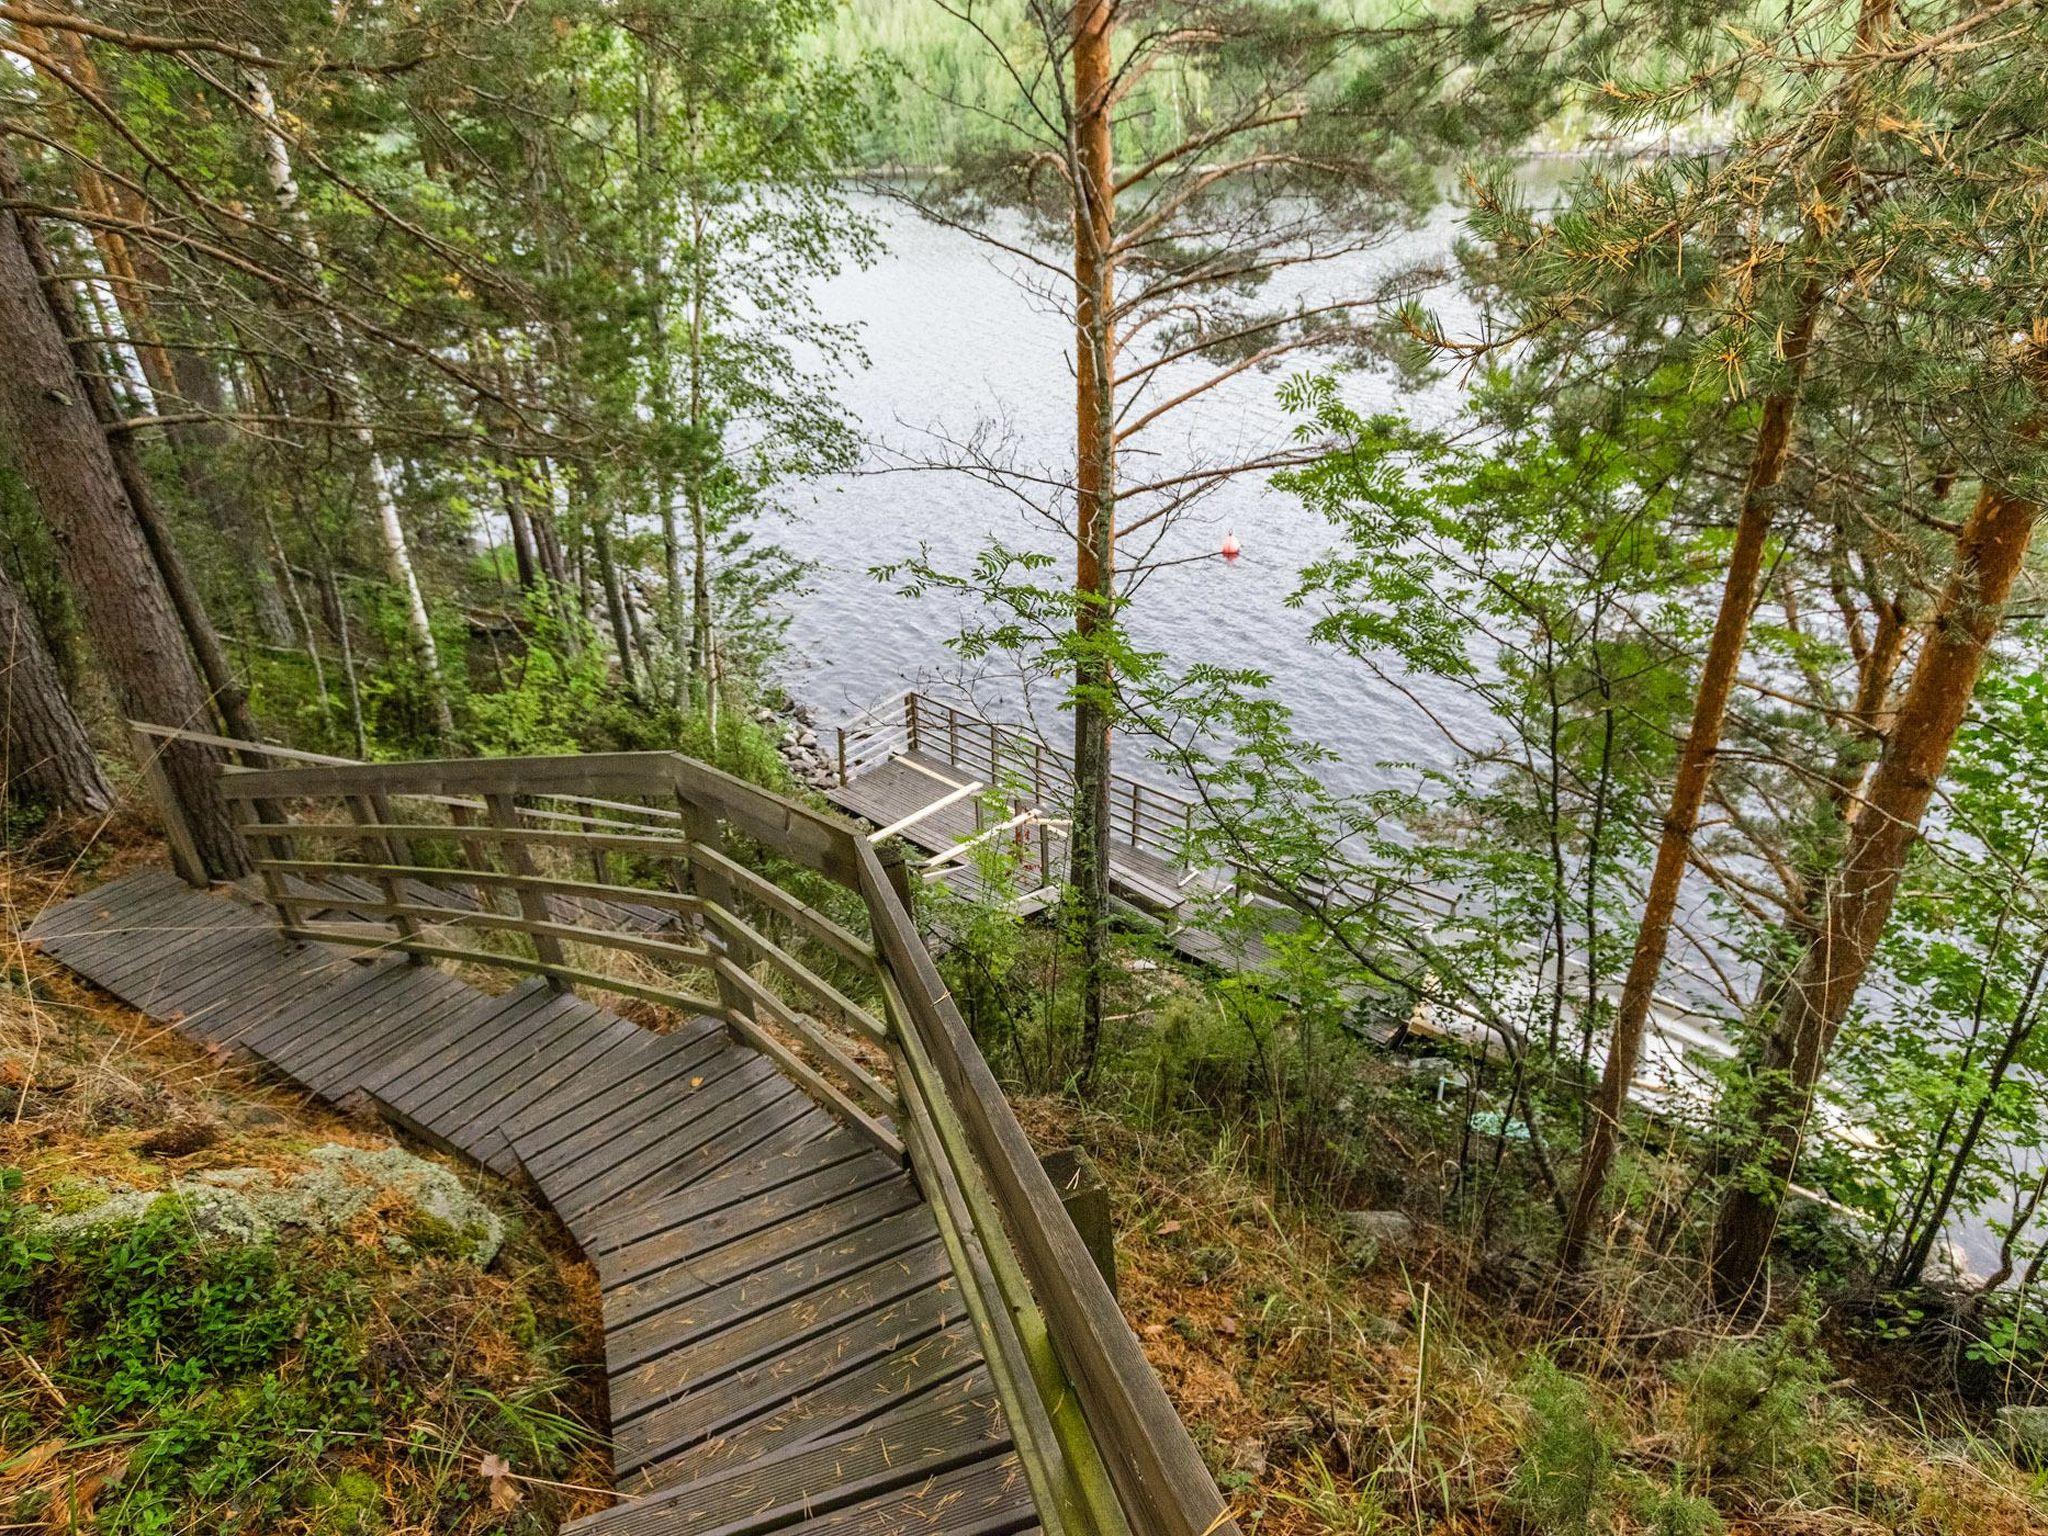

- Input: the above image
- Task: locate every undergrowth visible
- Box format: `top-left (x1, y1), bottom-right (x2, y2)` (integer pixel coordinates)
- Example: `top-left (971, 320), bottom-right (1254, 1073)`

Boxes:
top-left (0, 831), bottom-right (608, 1534)
top-left (1014, 1095), bottom-right (2048, 1536)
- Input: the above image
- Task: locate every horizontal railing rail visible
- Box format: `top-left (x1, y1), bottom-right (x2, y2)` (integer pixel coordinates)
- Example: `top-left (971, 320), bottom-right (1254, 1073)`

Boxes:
top-left (131, 723), bottom-right (1238, 1536)
top-left (839, 693), bottom-right (1198, 868)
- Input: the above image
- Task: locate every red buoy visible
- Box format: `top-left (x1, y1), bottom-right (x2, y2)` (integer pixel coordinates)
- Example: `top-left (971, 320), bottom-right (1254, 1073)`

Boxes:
top-left (1220, 529), bottom-right (1241, 561)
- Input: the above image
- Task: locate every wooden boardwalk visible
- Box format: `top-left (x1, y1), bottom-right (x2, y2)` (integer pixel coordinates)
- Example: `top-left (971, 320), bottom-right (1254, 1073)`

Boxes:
top-left (27, 868), bottom-right (1034, 1536)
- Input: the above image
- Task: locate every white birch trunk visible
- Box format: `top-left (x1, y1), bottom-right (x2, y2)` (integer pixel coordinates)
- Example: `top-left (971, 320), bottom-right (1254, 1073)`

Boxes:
top-left (245, 71), bottom-right (455, 741)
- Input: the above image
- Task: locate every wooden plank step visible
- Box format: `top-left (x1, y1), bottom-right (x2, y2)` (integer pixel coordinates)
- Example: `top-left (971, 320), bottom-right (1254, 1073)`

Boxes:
top-left (596, 1147), bottom-right (906, 1291)
top-left (552, 1099), bottom-right (836, 1254)
top-left (402, 997), bottom-right (628, 1173)
top-left (579, 1123), bottom-right (880, 1263)
top-left (568, 1384), bottom-right (1010, 1536)
top-left (601, 1175), bottom-right (919, 1333)
top-left (610, 1238), bottom-right (954, 1425)
top-left (605, 1202), bottom-right (936, 1376)
top-left (544, 1067), bottom-right (797, 1222)
top-left (463, 1013), bottom-right (662, 1178)
top-left (296, 969), bottom-right (484, 1100)
top-left (636, 1356), bottom-right (994, 1498)
top-left (615, 1292), bottom-right (976, 1479)
top-left (607, 1441), bottom-right (1031, 1536)
top-left (227, 956), bottom-right (421, 1068)
top-left (511, 1034), bottom-right (750, 1183)
top-left (357, 977), bottom-right (558, 1103)
top-left (570, 1097), bottom-right (837, 1241)
top-left (362, 982), bottom-right (568, 1140)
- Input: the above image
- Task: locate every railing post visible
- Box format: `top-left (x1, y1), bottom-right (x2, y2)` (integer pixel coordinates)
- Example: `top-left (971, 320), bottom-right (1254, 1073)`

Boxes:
top-left (1128, 780), bottom-right (1141, 849)
top-left (947, 704), bottom-right (959, 767)
top-left (127, 723), bottom-right (209, 887)
top-left (485, 792), bottom-right (567, 984)
top-left (678, 795), bottom-right (754, 1028)
top-left (346, 792), bottom-right (422, 958)
top-left (836, 726), bottom-right (849, 786)
top-left (906, 691), bottom-right (920, 754)
top-left (445, 801), bottom-right (499, 913)
top-left (876, 840), bottom-right (916, 915)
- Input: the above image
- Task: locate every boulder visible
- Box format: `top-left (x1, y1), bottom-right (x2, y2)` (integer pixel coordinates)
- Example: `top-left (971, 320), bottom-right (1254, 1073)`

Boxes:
top-left (1337, 1209), bottom-right (1416, 1266)
top-left (39, 1143), bottom-right (503, 1265)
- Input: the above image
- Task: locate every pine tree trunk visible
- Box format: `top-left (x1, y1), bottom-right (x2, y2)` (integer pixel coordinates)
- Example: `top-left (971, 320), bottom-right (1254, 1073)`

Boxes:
top-left (1710, 473), bottom-right (2039, 1306)
top-left (1560, 287), bottom-right (1824, 1268)
top-left (20, 23), bottom-right (294, 645)
top-left (0, 553), bottom-right (113, 814)
top-left (0, 166), bottom-right (244, 874)
top-left (1069, 0), bottom-right (1117, 1088)
top-left (502, 474), bottom-right (540, 591)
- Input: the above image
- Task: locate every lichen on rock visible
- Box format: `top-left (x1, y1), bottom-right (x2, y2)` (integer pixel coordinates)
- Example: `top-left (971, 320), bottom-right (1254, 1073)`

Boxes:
top-left (39, 1142), bottom-right (503, 1264)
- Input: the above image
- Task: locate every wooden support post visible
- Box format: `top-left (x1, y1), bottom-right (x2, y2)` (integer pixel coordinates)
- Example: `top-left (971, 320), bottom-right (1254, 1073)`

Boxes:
top-left (129, 724), bottom-right (209, 886)
top-left (906, 691), bottom-right (920, 754)
top-left (837, 726), bottom-right (849, 786)
top-left (947, 704), bottom-right (959, 767)
top-left (877, 841), bottom-right (916, 916)
top-left (347, 793), bottom-right (422, 956)
top-left (485, 792), bottom-right (568, 983)
top-left (1041, 1147), bottom-right (1116, 1297)
top-left (679, 795), bottom-right (754, 1028)
top-left (445, 801), bottom-right (500, 913)
top-left (1129, 780), bottom-right (1141, 848)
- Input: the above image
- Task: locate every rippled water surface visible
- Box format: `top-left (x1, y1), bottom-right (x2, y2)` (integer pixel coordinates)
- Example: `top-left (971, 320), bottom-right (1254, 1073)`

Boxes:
top-left (777, 192), bottom-right (1489, 790)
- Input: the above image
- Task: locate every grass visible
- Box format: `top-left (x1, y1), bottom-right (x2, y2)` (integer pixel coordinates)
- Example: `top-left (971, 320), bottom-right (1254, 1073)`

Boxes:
top-left (1012, 1092), bottom-right (2048, 1536)
top-left (0, 822), bottom-right (609, 1536)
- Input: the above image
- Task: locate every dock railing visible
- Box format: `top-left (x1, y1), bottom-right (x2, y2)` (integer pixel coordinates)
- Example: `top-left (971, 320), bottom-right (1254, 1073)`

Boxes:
top-left (132, 723), bottom-right (1237, 1536)
top-left (837, 691), bottom-right (1197, 867)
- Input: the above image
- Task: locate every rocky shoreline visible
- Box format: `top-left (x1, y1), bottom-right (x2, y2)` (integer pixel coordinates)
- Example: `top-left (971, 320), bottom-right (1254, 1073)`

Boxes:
top-left (757, 688), bottom-right (842, 793)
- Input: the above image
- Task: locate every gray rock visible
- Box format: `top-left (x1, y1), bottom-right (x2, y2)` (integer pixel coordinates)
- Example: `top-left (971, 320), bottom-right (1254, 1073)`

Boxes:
top-left (44, 1188), bottom-right (162, 1236)
top-left (1228, 1436), bottom-right (1268, 1476)
top-left (1337, 1210), bottom-right (1416, 1265)
top-left (1998, 1406), bottom-right (2048, 1468)
top-left (38, 1143), bottom-right (503, 1265)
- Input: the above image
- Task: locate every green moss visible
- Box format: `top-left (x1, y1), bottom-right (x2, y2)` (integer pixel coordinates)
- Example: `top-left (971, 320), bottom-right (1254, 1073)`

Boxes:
top-left (2, 1164), bottom-right (591, 1533)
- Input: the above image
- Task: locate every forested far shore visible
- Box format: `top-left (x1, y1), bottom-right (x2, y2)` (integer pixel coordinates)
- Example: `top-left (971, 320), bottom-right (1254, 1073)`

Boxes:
top-left (3, 3), bottom-right (2048, 1535)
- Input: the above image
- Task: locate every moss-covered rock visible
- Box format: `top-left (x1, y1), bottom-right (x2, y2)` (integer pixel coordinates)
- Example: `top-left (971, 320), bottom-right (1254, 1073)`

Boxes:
top-left (39, 1143), bottom-right (503, 1263)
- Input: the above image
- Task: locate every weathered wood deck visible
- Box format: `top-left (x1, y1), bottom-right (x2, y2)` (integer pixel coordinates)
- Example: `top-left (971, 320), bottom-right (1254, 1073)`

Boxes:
top-left (26, 868), bottom-right (1034, 1536)
top-left (826, 749), bottom-right (1277, 971)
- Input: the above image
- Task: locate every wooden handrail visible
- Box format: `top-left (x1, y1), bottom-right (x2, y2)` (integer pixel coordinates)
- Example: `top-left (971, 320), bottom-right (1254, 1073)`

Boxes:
top-left (141, 721), bottom-right (1240, 1536)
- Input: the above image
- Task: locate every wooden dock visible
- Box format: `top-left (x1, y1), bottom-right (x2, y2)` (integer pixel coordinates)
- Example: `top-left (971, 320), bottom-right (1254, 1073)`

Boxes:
top-left (826, 695), bottom-right (1316, 973)
top-left (28, 869), bottom-right (1026, 1536)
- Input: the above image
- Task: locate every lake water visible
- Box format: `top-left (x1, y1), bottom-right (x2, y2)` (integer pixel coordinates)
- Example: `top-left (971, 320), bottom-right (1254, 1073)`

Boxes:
top-left (777, 190), bottom-right (1492, 792)
top-left (774, 191), bottom-right (2018, 1277)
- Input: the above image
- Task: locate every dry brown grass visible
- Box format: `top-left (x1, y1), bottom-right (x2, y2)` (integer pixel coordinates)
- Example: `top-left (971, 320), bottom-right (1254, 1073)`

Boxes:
top-left (1016, 1098), bottom-right (2048, 1536)
top-left (0, 823), bottom-right (612, 1533)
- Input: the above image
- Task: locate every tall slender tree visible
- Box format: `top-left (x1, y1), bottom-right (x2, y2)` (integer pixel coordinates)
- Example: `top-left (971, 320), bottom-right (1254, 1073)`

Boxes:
top-left (0, 144), bottom-right (243, 874)
top-left (0, 551), bottom-right (111, 815)
top-left (1712, 468), bottom-right (2040, 1303)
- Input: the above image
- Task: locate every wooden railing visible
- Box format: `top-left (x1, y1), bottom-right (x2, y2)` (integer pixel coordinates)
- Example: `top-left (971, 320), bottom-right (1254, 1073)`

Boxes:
top-left (135, 726), bottom-right (1236, 1536)
top-left (837, 692), bottom-right (1198, 866)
